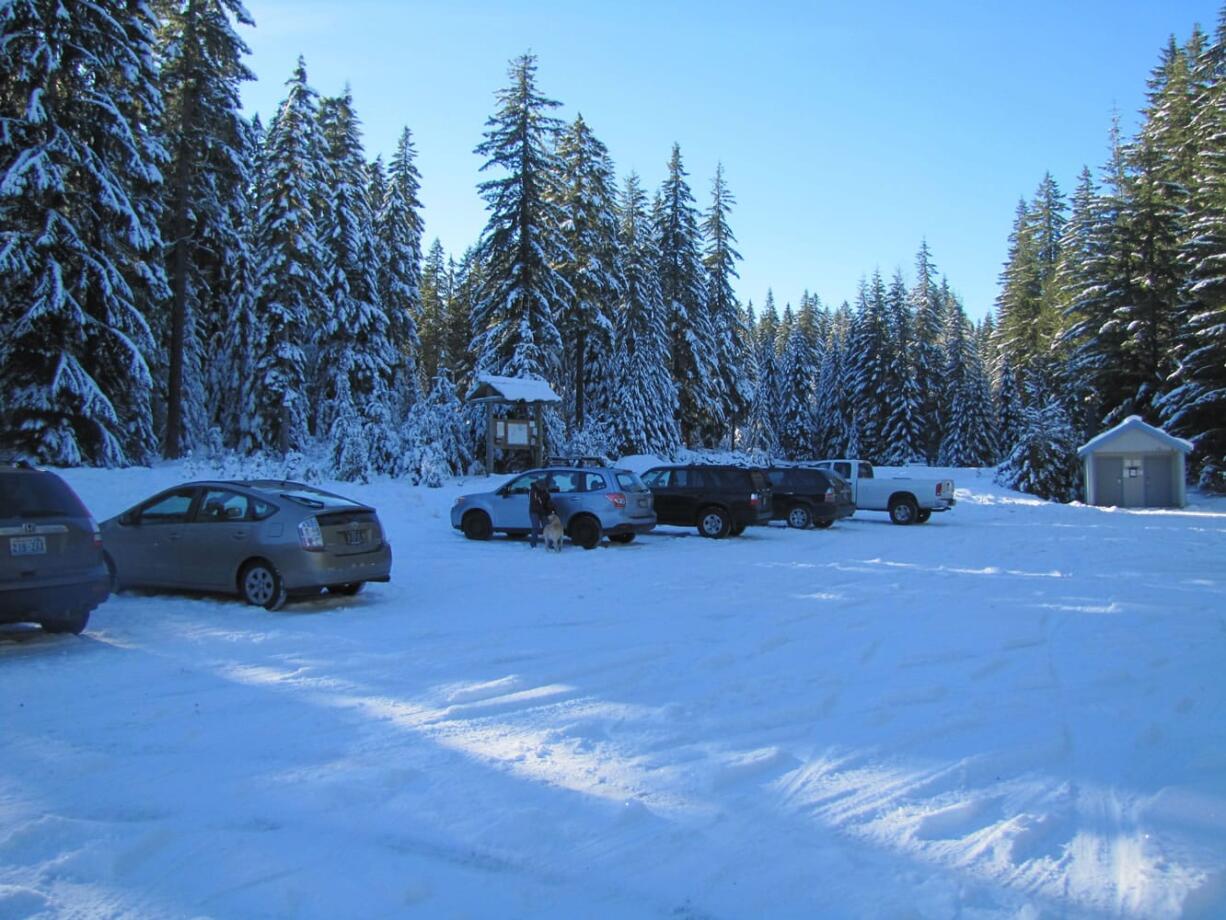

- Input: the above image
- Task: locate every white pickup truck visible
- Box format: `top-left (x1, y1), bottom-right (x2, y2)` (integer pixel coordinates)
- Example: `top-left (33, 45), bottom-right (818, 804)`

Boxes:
top-left (811, 460), bottom-right (955, 525)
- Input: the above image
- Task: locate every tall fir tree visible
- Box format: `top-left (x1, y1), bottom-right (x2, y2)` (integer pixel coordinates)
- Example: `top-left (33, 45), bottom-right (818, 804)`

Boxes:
top-left (418, 238), bottom-right (447, 387)
top-left (910, 241), bottom-right (947, 462)
top-left (251, 58), bottom-right (326, 454)
top-left (379, 126), bottom-right (425, 417)
top-left (1162, 14), bottom-right (1226, 488)
top-left (607, 173), bottom-right (681, 456)
top-left (469, 53), bottom-right (571, 386)
top-left (552, 114), bottom-right (621, 432)
top-left (847, 274), bottom-right (892, 461)
top-left (656, 143), bottom-right (722, 445)
top-left (0, 0), bottom-right (168, 465)
top-left (315, 88), bottom-right (395, 459)
top-left (153, 0), bottom-right (254, 458)
top-left (880, 271), bottom-right (924, 464)
top-left (702, 163), bottom-right (751, 447)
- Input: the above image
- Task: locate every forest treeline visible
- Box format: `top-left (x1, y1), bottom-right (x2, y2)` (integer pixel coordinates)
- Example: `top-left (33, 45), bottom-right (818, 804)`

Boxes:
top-left (1, 2), bottom-right (1223, 497)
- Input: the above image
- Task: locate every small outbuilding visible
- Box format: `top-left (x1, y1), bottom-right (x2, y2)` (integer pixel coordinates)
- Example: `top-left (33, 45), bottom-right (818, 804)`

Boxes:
top-left (1077, 416), bottom-right (1192, 508)
top-left (467, 374), bottom-right (562, 473)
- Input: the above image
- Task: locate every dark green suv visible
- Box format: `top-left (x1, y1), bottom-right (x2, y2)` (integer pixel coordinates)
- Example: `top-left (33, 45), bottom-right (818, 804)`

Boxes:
top-left (0, 462), bottom-right (110, 634)
top-left (640, 465), bottom-right (773, 538)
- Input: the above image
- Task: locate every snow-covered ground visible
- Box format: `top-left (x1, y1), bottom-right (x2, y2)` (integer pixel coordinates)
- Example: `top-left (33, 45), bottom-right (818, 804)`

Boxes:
top-left (2, 463), bottom-right (1225, 919)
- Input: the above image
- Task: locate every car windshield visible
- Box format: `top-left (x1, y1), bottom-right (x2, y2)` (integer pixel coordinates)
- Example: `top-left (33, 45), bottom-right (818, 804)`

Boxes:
top-left (0, 473), bottom-right (88, 519)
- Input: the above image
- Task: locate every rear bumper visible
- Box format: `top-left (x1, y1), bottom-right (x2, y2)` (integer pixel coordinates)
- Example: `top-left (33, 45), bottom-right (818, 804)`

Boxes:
top-left (281, 543), bottom-right (393, 591)
top-left (812, 501), bottom-right (856, 523)
top-left (0, 569), bottom-right (111, 624)
top-left (931, 498), bottom-right (956, 511)
top-left (605, 519), bottom-right (656, 536)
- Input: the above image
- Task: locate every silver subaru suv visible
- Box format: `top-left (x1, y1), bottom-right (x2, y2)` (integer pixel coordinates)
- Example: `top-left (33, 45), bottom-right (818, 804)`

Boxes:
top-left (451, 464), bottom-right (655, 549)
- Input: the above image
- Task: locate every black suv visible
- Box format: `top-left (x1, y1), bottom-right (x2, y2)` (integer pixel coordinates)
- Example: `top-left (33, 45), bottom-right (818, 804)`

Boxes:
top-left (0, 462), bottom-right (110, 634)
top-left (640, 465), bottom-right (773, 538)
top-left (765, 466), bottom-right (855, 529)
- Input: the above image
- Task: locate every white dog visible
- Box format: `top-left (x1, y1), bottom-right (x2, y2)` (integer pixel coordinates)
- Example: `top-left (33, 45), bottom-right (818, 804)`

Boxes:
top-left (543, 512), bottom-right (565, 552)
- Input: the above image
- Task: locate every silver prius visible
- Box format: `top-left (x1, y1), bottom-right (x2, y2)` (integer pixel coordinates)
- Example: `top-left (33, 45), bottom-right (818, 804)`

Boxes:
top-left (101, 480), bottom-right (392, 610)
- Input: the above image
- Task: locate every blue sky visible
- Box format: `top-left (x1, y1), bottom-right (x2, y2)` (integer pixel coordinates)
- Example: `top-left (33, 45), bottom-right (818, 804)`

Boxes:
top-left (239, 1), bottom-right (1222, 321)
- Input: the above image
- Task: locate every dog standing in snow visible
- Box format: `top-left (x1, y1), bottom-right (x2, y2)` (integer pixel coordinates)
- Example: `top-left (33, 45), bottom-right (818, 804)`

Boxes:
top-left (543, 513), bottom-right (564, 552)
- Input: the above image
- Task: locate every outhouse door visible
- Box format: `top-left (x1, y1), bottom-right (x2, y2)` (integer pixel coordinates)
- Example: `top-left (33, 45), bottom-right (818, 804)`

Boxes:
top-left (1144, 455), bottom-right (1173, 507)
top-left (1122, 458), bottom-right (1145, 507)
top-left (1094, 456), bottom-right (1124, 506)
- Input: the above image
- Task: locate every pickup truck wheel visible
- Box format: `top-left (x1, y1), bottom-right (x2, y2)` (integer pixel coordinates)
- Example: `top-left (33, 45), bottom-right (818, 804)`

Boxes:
top-left (786, 505), bottom-right (812, 529)
top-left (889, 497), bottom-right (919, 525)
top-left (697, 507), bottom-right (731, 539)
top-left (608, 533), bottom-right (635, 544)
top-left (915, 509), bottom-right (932, 524)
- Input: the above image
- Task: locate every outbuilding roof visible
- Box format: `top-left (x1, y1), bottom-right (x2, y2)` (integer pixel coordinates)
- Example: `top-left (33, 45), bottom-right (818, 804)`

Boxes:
top-left (1076, 415), bottom-right (1193, 458)
top-left (468, 374), bottom-right (561, 404)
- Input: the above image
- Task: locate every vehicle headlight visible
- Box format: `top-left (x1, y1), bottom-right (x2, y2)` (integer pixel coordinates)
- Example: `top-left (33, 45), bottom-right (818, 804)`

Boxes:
top-left (298, 516), bottom-right (324, 551)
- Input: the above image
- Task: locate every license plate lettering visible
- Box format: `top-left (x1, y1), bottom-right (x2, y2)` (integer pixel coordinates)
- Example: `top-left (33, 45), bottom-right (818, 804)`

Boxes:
top-left (343, 530), bottom-right (367, 546)
top-left (10, 536), bottom-right (46, 556)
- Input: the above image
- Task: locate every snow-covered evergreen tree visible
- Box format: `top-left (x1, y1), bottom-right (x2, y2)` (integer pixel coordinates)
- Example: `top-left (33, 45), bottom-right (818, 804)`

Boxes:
top-left (656, 144), bottom-right (722, 445)
top-left (315, 89), bottom-right (392, 438)
top-left (1161, 16), bottom-right (1226, 489)
top-left (879, 271), bottom-right (924, 464)
top-left (213, 115), bottom-right (261, 454)
top-left (403, 369), bottom-right (474, 486)
top-left (251, 58), bottom-right (326, 454)
top-left (552, 113), bottom-right (620, 432)
top-left (846, 274), bottom-right (892, 461)
top-left (994, 390), bottom-right (1082, 503)
top-left (939, 292), bottom-right (998, 466)
top-left (154, 0), bottom-right (254, 458)
top-left (910, 241), bottom-right (947, 462)
top-left (378, 127), bottom-right (425, 417)
top-left (469, 53), bottom-right (571, 386)
top-left (444, 249), bottom-right (479, 395)
top-left (775, 297), bottom-right (820, 458)
top-left (607, 173), bottom-right (681, 456)
top-left (0, 0), bottom-right (167, 465)
top-left (418, 239), bottom-right (447, 387)
top-left (702, 163), bottom-right (751, 447)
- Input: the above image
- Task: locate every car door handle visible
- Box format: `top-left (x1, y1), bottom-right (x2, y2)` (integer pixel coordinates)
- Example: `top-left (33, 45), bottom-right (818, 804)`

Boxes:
top-left (231, 530), bottom-right (247, 540)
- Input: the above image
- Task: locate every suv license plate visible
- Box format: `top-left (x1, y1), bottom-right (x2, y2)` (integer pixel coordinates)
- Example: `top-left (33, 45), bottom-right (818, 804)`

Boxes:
top-left (343, 530), bottom-right (367, 546)
top-left (10, 536), bottom-right (46, 556)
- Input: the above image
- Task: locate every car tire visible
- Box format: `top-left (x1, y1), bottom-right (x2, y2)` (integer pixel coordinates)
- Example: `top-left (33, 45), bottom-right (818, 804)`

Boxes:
top-left (240, 560), bottom-right (287, 610)
top-left (328, 582), bottom-right (365, 596)
top-left (462, 511), bottom-right (493, 541)
top-left (915, 509), bottom-right (932, 524)
top-left (786, 505), bottom-right (812, 529)
top-left (569, 516), bottom-right (602, 550)
top-left (889, 497), bottom-right (918, 525)
top-left (813, 519), bottom-right (834, 530)
top-left (41, 610), bottom-right (89, 635)
top-left (729, 522), bottom-right (747, 536)
top-left (697, 507), bottom-right (731, 539)
top-left (608, 533), bottom-right (635, 544)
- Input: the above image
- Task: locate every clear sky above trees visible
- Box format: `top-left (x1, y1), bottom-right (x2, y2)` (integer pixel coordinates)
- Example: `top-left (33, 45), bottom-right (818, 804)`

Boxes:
top-left (239, 0), bottom-right (1222, 320)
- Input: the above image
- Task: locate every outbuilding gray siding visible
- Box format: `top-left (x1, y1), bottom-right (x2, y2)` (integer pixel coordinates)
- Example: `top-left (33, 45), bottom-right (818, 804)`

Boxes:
top-left (1078, 417), bottom-right (1191, 508)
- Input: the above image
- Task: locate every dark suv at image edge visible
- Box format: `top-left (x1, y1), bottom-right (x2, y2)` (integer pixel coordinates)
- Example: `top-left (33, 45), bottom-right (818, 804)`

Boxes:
top-left (640, 465), bottom-right (773, 537)
top-left (0, 462), bottom-right (110, 634)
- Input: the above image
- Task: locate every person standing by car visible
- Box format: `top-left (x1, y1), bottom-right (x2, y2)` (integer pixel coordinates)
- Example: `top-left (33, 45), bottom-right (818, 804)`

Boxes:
top-left (528, 476), bottom-right (555, 548)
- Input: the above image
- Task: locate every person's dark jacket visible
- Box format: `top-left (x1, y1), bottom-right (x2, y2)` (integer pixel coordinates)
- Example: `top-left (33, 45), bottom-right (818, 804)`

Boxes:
top-left (529, 480), bottom-right (554, 516)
